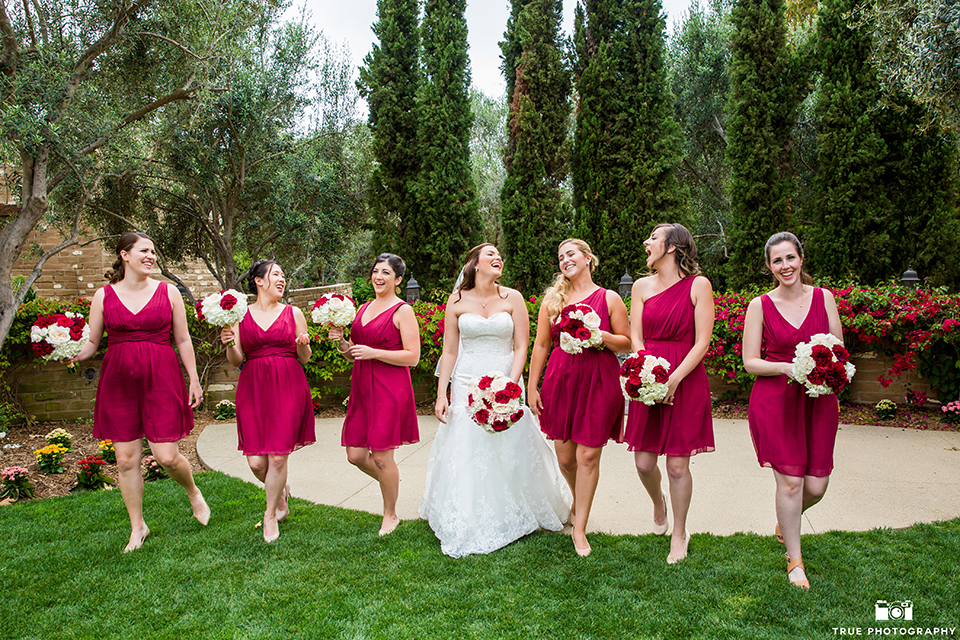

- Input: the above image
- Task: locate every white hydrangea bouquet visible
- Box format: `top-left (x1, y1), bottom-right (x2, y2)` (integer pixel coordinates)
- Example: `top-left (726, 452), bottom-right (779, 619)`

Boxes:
top-left (619, 351), bottom-right (672, 405)
top-left (466, 371), bottom-right (524, 433)
top-left (196, 289), bottom-right (248, 346)
top-left (311, 293), bottom-right (356, 328)
top-left (31, 312), bottom-right (90, 365)
top-left (555, 302), bottom-right (603, 354)
top-left (791, 333), bottom-right (856, 398)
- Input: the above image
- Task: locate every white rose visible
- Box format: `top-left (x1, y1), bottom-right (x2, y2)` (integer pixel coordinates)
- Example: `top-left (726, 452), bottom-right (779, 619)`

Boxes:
top-left (31, 326), bottom-right (45, 342)
top-left (45, 325), bottom-right (72, 346)
top-left (559, 332), bottom-right (581, 354)
top-left (582, 311), bottom-right (601, 330)
top-left (327, 297), bottom-right (344, 310)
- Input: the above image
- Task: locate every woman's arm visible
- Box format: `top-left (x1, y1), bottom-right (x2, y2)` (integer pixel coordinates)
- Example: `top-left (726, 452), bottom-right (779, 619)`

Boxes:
top-left (603, 290), bottom-right (632, 353)
top-left (823, 289), bottom-right (844, 342)
top-left (346, 304), bottom-right (420, 367)
top-left (221, 322), bottom-right (245, 367)
top-left (327, 326), bottom-right (355, 362)
top-left (629, 279), bottom-right (646, 353)
top-left (169, 287), bottom-right (202, 408)
top-left (742, 295), bottom-right (792, 378)
top-left (661, 276), bottom-right (715, 405)
top-left (292, 306), bottom-right (312, 365)
top-left (507, 289), bottom-right (530, 382)
top-left (435, 296), bottom-right (460, 423)
top-left (69, 288), bottom-right (106, 363)
top-left (526, 303), bottom-right (553, 416)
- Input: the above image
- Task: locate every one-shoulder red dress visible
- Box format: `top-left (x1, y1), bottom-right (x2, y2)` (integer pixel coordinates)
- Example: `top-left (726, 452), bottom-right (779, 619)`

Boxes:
top-left (235, 305), bottom-right (315, 455)
top-left (748, 288), bottom-right (839, 477)
top-left (621, 277), bottom-right (714, 456)
top-left (539, 288), bottom-right (624, 448)
top-left (341, 301), bottom-right (419, 450)
top-left (94, 282), bottom-right (193, 443)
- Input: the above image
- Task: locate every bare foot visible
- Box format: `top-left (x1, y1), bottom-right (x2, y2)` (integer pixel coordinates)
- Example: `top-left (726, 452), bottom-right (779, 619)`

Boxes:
top-left (124, 524), bottom-right (150, 553)
top-left (572, 529), bottom-right (591, 557)
top-left (667, 529), bottom-right (690, 564)
top-left (568, 500), bottom-right (577, 526)
top-left (379, 514), bottom-right (399, 536)
top-left (263, 513), bottom-right (279, 543)
top-left (277, 484), bottom-right (291, 522)
top-left (190, 489), bottom-right (210, 526)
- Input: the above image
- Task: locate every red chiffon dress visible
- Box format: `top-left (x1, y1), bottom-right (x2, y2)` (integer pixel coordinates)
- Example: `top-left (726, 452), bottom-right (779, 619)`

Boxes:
top-left (93, 282), bottom-right (193, 443)
top-left (235, 305), bottom-right (315, 455)
top-left (748, 288), bottom-right (839, 477)
top-left (622, 277), bottom-right (714, 456)
top-left (539, 288), bottom-right (624, 448)
top-left (341, 302), bottom-right (419, 450)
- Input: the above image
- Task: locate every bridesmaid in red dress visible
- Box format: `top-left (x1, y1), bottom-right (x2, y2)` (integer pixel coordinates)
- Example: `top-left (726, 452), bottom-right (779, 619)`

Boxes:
top-left (528, 239), bottom-right (631, 556)
top-left (71, 232), bottom-right (209, 553)
top-left (622, 223), bottom-right (714, 564)
top-left (221, 260), bottom-right (314, 543)
top-left (329, 254), bottom-right (420, 536)
top-left (742, 231), bottom-right (844, 589)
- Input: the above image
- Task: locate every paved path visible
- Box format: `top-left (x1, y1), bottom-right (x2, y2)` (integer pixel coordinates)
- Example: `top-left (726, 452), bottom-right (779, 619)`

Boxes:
top-left (197, 417), bottom-right (960, 536)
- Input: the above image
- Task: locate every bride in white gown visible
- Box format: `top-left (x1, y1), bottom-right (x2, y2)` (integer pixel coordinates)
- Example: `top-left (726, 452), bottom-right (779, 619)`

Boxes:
top-left (420, 244), bottom-right (572, 558)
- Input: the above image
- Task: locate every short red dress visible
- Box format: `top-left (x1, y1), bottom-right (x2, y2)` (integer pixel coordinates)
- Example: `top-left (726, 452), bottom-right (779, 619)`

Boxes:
top-left (341, 301), bottom-right (419, 450)
top-left (539, 288), bottom-right (624, 448)
top-left (748, 288), bottom-right (839, 477)
top-left (235, 305), bottom-right (315, 455)
top-left (94, 282), bottom-right (193, 443)
top-left (621, 277), bottom-right (714, 456)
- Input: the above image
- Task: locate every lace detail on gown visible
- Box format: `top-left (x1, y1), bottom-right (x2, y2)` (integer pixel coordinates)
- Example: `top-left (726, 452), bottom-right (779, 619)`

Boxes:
top-left (419, 312), bottom-right (573, 558)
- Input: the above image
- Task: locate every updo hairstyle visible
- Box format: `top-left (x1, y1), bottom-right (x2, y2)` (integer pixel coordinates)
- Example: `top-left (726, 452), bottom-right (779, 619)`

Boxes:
top-left (104, 231), bottom-right (153, 284)
top-left (371, 253), bottom-right (406, 280)
top-left (652, 223), bottom-right (701, 277)
top-left (247, 259), bottom-right (280, 295)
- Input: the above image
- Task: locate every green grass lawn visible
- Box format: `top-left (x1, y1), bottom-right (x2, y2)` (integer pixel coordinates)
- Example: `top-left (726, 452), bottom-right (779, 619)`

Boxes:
top-left (1, 472), bottom-right (957, 639)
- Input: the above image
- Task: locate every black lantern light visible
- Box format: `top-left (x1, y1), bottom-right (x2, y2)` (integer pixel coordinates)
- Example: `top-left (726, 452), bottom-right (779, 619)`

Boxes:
top-left (900, 265), bottom-right (920, 290)
top-left (406, 275), bottom-right (421, 303)
top-left (618, 271), bottom-right (634, 298)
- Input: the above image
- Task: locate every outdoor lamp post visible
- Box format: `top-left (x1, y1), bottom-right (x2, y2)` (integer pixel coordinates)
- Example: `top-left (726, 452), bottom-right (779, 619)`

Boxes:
top-left (900, 265), bottom-right (920, 290)
top-left (406, 275), bottom-right (421, 302)
top-left (618, 271), bottom-right (634, 298)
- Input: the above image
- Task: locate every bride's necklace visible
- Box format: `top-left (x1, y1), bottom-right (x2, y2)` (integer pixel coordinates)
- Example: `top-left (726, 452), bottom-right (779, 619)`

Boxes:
top-left (475, 289), bottom-right (497, 309)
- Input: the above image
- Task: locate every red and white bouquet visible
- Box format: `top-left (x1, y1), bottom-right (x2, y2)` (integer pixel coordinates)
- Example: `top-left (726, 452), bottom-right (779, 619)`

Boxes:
top-left (555, 303), bottom-right (603, 354)
top-left (466, 371), bottom-right (524, 433)
top-left (31, 312), bottom-right (90, 363)
top-left (619, 351), bottom-right (672, 405)
top-left (791, 333), bottom-right (856, 398)
top-left (196, 289), bottom-right (248, 346)
top-left (311, 293), bottom-right (356, 328)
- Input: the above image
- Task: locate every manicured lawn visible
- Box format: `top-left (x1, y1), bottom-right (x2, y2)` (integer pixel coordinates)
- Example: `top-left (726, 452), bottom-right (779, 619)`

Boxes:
top-left (1, 472), bottom-right (957, 639)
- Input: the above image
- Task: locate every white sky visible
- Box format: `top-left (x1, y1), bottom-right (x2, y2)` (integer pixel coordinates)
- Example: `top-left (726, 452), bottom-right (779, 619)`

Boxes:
top-left (297, 0), bottom-right (694, 100)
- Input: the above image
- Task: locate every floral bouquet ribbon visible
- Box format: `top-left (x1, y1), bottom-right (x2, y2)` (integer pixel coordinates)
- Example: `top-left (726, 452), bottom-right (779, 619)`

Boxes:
top-left (619, 351), bottom-right (671, 405)
top-left (31, 312), bottom-right (90, 366)
top-left (791, 333), bottom-right (856, 397)
top-left (196, 289), bottom-right (248, 346)
top-left (311, 293), bottom-right (357, 329)
top-left (555, 302), bottom-right (603, 354)
top-left (466, 371), bottom-right (524, 433)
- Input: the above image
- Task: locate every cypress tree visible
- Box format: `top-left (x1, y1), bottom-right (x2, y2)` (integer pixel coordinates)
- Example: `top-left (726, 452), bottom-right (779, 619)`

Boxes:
top-left (725, 0), bottom-right (810, 287)
top-left (357, 0), bottom-right (421, 255)
top-left (499, 0), bottom-right (572, 295)
top-left (572, 0), bottom-right (688, 289)
top-left (410, 0), bottom-right (482, 292)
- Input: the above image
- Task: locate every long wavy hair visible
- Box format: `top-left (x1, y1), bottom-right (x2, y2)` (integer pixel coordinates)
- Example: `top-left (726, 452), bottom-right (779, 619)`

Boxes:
top-left (649, 223), bottom-right (701, 277)
top-left (454, 243), bottom-right (505, 303)
top-left (764, 231), bottom-right (813, 285)
top-left (104, 231), bottom-right (153, 284)
top-left (541, 238), bottom-right (598, 320)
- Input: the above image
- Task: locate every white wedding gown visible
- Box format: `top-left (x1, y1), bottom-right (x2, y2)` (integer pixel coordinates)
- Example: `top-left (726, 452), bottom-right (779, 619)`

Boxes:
top-left (419, 311), bottom-right (573, 558)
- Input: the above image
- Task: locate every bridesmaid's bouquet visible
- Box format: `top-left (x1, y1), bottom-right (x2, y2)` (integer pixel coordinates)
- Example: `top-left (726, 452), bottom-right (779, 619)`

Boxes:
top-left (311, 293), bottom-right (356, 328)
top-left (791, 333), bottom-right (856, 398)
top-left (619, 351), bottom-right (671, 405)
top-left (31, 312), bottom-right (90, 364)
top-left (196, 289), bottom-right (248, 346)
top-left (466, 371), bottom-right (524, 433)
top-left (555, 303), bottom-right (603, 354)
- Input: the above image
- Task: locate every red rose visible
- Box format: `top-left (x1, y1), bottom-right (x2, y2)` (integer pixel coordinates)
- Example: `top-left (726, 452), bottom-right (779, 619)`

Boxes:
top-left (625, 381), bottom-right (640, 397)
top-left (483, 398), bottom-right (492, 409)
top-left (808, 367), bottom-right (828, 385)
top-left (332, 294), bottom-right (344, 300)
top-left (313, 297), bottom-right (327, 309)
top-left (629, 372), bottom-right (642, 385)
top-left (220, 294), bottom-right (238, 310)
top-left (56, 316), bottom-right (73, 328)
top-left (32, 341), bottom-right (54, 357)
top-left (69, 326), bottom-right (84, 341)
top-left (474, 409), bottom-right (490, 424)
top-left (652, 365), bottom-right (669, 384)
top-left (492, 419), bottom-right (509, 432)
top-left (495, 390), bottom-right (511, 404)
top-left (574, 327), bottom-right (592, 341)
top-left (478, 376), bottom-right (493, 390)
top-left (195, 301), bottom-right (205, 321)
top-left (550, 324), bottom-right (561, 344)
top-left (832, 344), bottom-right (849, 363)
top-left (34, 315), bottom-right (57, 329)
top-left (510, 409), bottom-right (524, 422)
top-left (467, 394), bottom-right (474, 405)
top-left (504, 382), bottom-right (522, 399)
top-left (811, 344), bottom-right (832, 366)
top-left (567, 318), bottom-right (584, 332)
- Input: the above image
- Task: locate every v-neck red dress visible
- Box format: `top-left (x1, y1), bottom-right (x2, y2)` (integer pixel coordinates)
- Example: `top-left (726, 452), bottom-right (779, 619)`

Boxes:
top-left (747, 288), bottom-right (839, 477)
top-left (235, 305), bottom-right (315, 455)
top-left (93, 282), bottom-right (193, 443)
top-left (341, 301), bottom-right (419, 450)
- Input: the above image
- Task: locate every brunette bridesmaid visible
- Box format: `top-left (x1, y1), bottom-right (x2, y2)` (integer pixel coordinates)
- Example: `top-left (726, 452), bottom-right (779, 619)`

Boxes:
top-left (71, 232), bottom-right (209, 552)
top-left (621, 223), bottom-right (714, 564)
top-left (221, 260), bottom-right (314, 543)
top-left (329, 254), bottom-right (420, 536)
top-left (742, 232), bottom-right (844, 589)
top-left (528, 239), bottom-right (631, 556)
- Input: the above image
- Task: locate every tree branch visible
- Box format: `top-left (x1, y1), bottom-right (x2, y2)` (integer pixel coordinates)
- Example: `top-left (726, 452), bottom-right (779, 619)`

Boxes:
top-left (0, 1), bottom-right (18, 77)
top-left (135, 31), bottom-right (207, 61)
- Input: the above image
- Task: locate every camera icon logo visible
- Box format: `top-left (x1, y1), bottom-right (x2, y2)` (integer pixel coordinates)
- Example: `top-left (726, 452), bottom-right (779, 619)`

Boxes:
top-left (875, 600), bottom-right (913, 621)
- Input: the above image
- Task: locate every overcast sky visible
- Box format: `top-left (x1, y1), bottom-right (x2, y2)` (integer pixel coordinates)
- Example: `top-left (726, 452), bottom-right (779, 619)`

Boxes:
top-left (297, 0), bottom-right (694, 100)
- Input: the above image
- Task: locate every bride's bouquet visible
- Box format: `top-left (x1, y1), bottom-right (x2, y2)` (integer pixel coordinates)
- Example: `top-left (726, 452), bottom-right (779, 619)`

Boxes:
top-left (619, 351), bottom-right (671, 405)
top-left (466, 371), bottom-right (524, 433)
top-left (196, 289), bottom-right (248, 346)
top-left (791, 333), bottom-right (856, 398)
top-left (31, 312), bottom-right (90, 364)
top-left (311, 293), bottom-right (356, 328)
top-left (555, 302), bottom-right (603, 354)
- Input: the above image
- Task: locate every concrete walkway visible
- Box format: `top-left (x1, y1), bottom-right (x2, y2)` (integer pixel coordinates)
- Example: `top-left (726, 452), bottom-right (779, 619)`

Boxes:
top-left (197, 416), bottom-right (960, 536)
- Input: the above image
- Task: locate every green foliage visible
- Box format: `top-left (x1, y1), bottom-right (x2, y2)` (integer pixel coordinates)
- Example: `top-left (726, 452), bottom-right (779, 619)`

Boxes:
top-left (0, 466), bottom-right (34, 501)
top-left (72, 456), bottom-right (114, 492)
top-left (725, 0), bottom-right (812, 288)
top-left (143, 456), bottom-right (169, 482)
top-left (500, 0), bottom-right (573, 296)
top-left (351, 278), bottom-right (376, 305)
top-left (470, 89), bottom-right (509, 246)
top-left (214, 400), bottom-right (236, 421)
top-left (572, 0), bottom-right (689, 289)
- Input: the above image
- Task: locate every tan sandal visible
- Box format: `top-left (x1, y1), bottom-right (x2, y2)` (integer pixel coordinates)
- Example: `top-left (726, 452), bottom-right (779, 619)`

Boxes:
top-left (775, 523), bottom-right (784, 544)
top-left (786, 554), bottom-right (810, 589)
